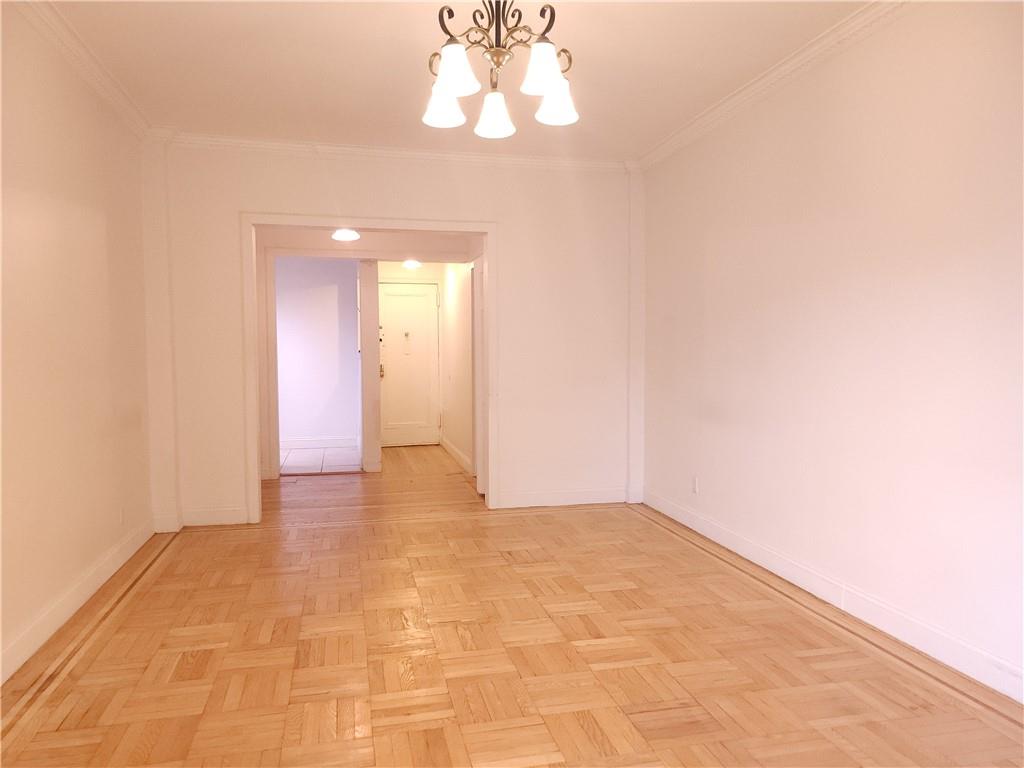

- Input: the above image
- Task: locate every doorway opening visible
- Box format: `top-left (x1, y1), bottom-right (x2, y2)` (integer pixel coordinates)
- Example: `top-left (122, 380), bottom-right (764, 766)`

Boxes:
top-left (275, 255), bottom-right (362, 475)
top-left (377, 261), bottom-right (477, 476)
top-left (248, 218), bottom-right (493, 516)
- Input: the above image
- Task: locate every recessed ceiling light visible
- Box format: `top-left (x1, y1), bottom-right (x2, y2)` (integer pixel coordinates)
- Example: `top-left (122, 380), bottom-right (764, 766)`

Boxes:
top-left (403, 259), bottom-right (423, 270)
top-left (331, 228), bottom-right (360, 242)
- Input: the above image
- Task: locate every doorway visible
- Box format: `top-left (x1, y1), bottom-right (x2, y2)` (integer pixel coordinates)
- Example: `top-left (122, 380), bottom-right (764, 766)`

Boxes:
top-left (247, 216), bottom-right (496, 521)
top-left (275, 255), bottom-right (362, 475)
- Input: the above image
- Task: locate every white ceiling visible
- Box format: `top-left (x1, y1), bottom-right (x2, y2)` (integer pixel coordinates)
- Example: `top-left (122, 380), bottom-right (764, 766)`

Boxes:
top-left (56, 2), bottom-right (863, 162)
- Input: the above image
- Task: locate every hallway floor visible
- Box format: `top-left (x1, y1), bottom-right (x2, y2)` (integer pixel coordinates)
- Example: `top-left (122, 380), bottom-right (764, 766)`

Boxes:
top-left (2, 446), bottom-right (1020, 767)
top-left (279, 445), bottom-right (362, 475)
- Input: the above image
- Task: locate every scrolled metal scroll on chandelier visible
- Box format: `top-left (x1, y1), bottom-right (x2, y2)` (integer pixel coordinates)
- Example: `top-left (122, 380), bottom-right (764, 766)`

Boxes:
top-left (422, 1), bottom-right (578, 139)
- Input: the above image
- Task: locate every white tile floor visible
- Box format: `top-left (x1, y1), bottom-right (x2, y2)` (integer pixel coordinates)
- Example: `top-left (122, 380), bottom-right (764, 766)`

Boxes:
top-left (279, 445), bottom-right (361, 475)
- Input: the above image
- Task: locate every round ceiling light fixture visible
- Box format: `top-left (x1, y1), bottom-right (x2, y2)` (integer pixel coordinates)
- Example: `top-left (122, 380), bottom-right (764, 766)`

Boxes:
top-left (403, 259), bottom-right (423, 270)
top-left (331, 228), bottom-right (361, 242)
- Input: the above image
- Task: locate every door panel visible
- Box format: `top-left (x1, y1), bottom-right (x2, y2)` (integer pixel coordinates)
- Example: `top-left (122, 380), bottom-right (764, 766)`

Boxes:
top-left (379, 282), bottom-right (440, 446)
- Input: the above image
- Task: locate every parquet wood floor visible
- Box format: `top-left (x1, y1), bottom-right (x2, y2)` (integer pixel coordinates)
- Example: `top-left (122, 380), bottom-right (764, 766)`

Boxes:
top-left (3, 446), bottom-right (1021, 767)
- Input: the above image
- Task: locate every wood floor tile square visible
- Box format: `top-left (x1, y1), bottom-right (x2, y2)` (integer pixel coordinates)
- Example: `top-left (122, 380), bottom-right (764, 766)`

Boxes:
top-left (283, 697), bottom-right (371, 745)
top-left (543, 707), bottom-right (653, 765)
top-left (440, 649), bottom-right (517, 679)
top-left (461, 717), bottom-right (564, 768)
top-left (626, 700), bottom-right (731, 748)
top-left (571, 636), bottom-right (665, 671)
top-left (370, 653), bottom-right (445, 695)
top-left (596, 665), bottom-right (692, 709)
top-left (447, 674), bottom-right (536, 724)
top-left (290, 665), bottom-right (369, 702)
top-left (370, 689), bottom-right (457, 735)
top-left (522, 672), bottom-right (617, 715)
top-left (374, 724), bottom-right (470, 767)
top-left (508, 643), bottom-right (589, 679)
top-left (187, 707), bottom-right (287, 759)
top-left (207, 668), bottom-right (292, 713)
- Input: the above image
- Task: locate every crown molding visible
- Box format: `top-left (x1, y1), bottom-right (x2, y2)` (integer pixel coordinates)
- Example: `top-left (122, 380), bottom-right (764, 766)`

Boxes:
top-left (637, 1), bottom-right (906, 170)
top-left (157, 130), bottom-right (628, 173)
top-left (15, 2), bottom-right (150, 139)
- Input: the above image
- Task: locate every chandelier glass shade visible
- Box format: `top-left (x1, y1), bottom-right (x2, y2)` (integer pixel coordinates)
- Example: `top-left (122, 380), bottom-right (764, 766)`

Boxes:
top-left (423, 1), bottom-right (577, 139)
top-left (423, 84), bottom-right (467, 128)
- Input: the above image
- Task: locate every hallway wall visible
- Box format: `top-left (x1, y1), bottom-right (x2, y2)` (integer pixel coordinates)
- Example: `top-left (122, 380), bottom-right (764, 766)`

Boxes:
top-left (643, 3), bottom-right (1023, 699)
top-left (275, 256), bottom-right (361, 449)
top-left (2, 8), bottom-right (151, 679)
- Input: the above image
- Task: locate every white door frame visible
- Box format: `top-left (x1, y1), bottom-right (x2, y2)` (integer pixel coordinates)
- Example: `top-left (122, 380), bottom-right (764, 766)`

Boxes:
top-left (241, 212), bottom-right (498, 523)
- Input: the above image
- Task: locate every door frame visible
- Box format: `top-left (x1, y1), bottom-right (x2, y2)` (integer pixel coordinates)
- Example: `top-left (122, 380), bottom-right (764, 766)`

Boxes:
top-left (241, 212), bottom-right (498, 523)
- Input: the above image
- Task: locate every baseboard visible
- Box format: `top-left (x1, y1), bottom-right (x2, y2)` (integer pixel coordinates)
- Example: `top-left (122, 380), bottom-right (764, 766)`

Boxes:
top-left (440, 436), bottom-right (474, 474)
top-left (280, 436), bottom-right (359, 450)
top-left (182, 505), bottom-right (249, 526)
top-left (644, 490), bottom-right (1024, 702)
top-left (498, 487), bottom-right (626, 509)
top-left (2, 524), bottom-right (153, 682)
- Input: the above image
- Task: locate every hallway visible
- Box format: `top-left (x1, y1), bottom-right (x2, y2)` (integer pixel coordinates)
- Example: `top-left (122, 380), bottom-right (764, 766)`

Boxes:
top-left (2, 447), bottom-right (1019, 767)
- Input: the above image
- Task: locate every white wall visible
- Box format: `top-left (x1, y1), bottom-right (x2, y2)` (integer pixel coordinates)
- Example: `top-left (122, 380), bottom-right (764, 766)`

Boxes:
top-left (148, 144), bottom-right (629, 518)
top-left (2, 8), bottom-right (151, 679)
top-left (441, 263), bottom-right (475, 472)
top-left (643, 3), bottom-right (1022, 699)
top-left (275, 256), bottom-right (361, 449)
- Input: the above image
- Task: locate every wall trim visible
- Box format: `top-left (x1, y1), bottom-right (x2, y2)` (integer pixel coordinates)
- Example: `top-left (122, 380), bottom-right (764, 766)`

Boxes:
top-left (1, 524), bottom-right (153, 682)
top-left (15, 2), bottom-right (149, 138)
top-left (280, 437), bottom-right (359, 450)
top-left (181, 505), bottom-right (249, 527)
top-left (440, 436), bottom-right (474, 475)
top-left (645, 490), bottom-right (1024, 702)
top-left (638, 1), bottom-right (906, 169)
top-left (501, 487), bottom-right (626, 509)
top-left (165, 130), bottom-right (627, 172)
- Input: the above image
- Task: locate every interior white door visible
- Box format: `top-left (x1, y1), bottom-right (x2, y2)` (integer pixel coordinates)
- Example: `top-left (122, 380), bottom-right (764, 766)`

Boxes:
top-left (379, 282), bottom-right (440, 446)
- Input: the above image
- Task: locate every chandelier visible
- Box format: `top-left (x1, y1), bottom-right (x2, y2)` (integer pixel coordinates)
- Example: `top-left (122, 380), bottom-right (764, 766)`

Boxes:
top-left (422, 1), bottom-right (578, 139)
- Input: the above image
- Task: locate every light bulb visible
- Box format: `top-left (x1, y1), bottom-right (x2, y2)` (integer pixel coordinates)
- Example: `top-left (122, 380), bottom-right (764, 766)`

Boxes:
top-left (535, 77), bottom-right (579, 126)
top-left (422, 84), bottom-right (466, 128)
top-left (331, 228), bottom-right (360, 242)
top-left (434, 41), bottom-right (481, 97)
top-left (520, 39), bottom-right (562, 96)
top-left (474, 90), bottom-right (516, 139)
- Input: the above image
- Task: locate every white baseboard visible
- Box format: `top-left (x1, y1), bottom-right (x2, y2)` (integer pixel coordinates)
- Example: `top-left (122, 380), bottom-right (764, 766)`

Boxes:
top-left (280, 436), bottom-right (359, 450)
top-left (498, 487), bottom-right (626, 509)
top-left (644, 490), bottom-right (1024, 703)
top-left (182, 505), bottom-right (249, 526)
top-left (440, 436), bottom-right (474, 474)
top-left (2, 524), bottom-right (153, 683)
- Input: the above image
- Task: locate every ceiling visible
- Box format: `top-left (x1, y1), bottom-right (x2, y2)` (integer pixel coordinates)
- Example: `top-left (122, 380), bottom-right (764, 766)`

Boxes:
top-left (56, 2), bottom-right (863, 162)
top-left (255, 225), bottom-right (485, 262)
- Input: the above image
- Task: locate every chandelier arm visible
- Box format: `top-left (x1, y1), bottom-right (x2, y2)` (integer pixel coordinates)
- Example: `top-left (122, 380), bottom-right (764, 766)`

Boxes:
top-left (428, 51), bottom-right (441, 76)
top-left (538, 4), bottom-right (556, 37)
top-left (558, 47), bottom-right (573, 74)
top-left (503, 2), bottom-right (523, 31)
top-left (449, 24), bottom-right (494, 48)
top-left (504, 25), bottom-right (537, 45)
top-left (438, 6), bottom-right (458, 40)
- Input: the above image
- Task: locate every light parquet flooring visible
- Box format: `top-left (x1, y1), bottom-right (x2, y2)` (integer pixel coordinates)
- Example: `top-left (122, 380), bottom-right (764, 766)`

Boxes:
top-left (3, 446), bottom-right (1022, 767)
